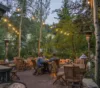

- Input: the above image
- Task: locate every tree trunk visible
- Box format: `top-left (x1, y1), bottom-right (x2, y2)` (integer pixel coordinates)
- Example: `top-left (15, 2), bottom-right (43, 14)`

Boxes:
top-left (71, 34), bottom-right (77, 59)
top-left (93, 0), bottom-right (100, 87)
top-left (38, 0), bottom-right (43, 54)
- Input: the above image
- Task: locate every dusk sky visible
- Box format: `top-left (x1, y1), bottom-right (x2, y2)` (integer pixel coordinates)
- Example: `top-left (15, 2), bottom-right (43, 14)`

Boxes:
top-left (46, 0), bottom-right (62, 25)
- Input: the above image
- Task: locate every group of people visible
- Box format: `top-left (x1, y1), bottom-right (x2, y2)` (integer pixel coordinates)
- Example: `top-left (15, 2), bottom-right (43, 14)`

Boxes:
top-left (33, 53), bottom-right (59, 78)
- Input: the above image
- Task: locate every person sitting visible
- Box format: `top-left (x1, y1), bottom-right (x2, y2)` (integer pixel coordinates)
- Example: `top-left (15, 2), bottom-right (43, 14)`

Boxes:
top-left (50, 61), bottom-right (58, 79)
top-left (49, 53), bottom-right (58, 62)
top-left (49, 53), bottom-right (60, 68)
top-left (33, 53), bottom-right (44, 75)
top-left (5, 58), bottom-right (9, 64)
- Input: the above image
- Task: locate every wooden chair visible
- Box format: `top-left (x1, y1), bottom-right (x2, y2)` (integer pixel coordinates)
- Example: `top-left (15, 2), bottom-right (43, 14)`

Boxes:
top-left (10, 70), bottom-right (20, 81)
top-left (66, 59), bottom-right (73, 64)
top-left (31, 60), bottom-right (37, 70)
top-left (8, 63), bottom-right (20, 81)
top-left (74, 59), bottom-right (86, 75)
top-left (53, 72), bottom-right (65, 85)
top-left (26, 58), bottom-right (34, 70)
top-left (53, 66), bottom-right (65, 85)
top-left (74, 59), bottom-right (84, 64)
top-left (16, 59), bottom-right (25, 71)
top-left (54, 59), bottom-right (60, 68)
top-left (0, 60), bottom-right (5, 65)
top-left (64, 66), bottom-right (83, 88)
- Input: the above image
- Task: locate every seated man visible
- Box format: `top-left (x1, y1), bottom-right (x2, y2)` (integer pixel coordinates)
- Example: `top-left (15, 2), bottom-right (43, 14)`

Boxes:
top-left (49, 53), bottom-right (58, 62)
top-left (49, 53), bottom-right (60, 69)
top-left (33, 53), bottom-right (44, 75)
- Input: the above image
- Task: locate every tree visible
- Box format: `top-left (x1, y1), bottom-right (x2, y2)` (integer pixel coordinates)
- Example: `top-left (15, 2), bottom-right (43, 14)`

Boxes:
top-left (52, 0), bottom-right (88, 59)
top-left (93, 0), bottom-right (100, 86)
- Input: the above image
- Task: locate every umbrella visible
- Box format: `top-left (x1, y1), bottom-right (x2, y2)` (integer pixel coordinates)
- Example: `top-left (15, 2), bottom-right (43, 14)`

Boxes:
top-left (79, 54), bottom-right (88, 59)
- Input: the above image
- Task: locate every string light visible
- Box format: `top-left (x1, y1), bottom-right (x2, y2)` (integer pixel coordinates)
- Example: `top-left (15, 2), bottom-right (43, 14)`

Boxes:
top-left (17, 32), bottom-right (19, 34)
top-left (2, 17), bottom-right (19, 35)
top-left (16, 8), bottom-right (21, 12)
top-left (56, 29), bottom-right (58, 32)
top-left (32, 16), bottom-right (35, 20)
top-left (12, 27), bottom-right (15, 31)
top-left (64, 32), bottom-right (67, 35)
top-left (67, 33), bottom-right (70, 36)
top-left (15, 30), bottom-right (18, 33)
top-left (42, 22), bottom-right (45, 25)
top-left (60, 31), bottom-right (63, 34)
top-left (50, 26), bottom-right (53, 29)
top-left (54, 28), bottom-right (71, 36)
top-left (3, 18), bottom-right (8, 22)
top-left (8, 23), bottom-right (12, 27)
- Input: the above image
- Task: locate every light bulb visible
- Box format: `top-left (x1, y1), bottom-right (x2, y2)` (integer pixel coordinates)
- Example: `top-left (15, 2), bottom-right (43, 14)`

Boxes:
top-left (12, 28), bottom-right (15, 31)
top-left (8, 24), bottom-right (12, 27)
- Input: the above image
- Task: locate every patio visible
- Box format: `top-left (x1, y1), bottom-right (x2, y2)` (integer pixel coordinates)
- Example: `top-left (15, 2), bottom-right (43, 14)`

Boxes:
top-left (17, 70), bottom-right (88, 88)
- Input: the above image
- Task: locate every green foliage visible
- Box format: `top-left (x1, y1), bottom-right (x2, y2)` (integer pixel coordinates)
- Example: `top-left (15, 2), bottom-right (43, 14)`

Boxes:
top-left (0, 0), bottom-right (96, 60)
top-left (51, 0), bottom-right (95, 59)
top-left (0, 27), bottom-right (6, 59)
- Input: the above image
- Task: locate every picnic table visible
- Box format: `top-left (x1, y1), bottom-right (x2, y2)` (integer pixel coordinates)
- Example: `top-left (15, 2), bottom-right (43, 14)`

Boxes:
top-left (0, 65), bottom-right (12, 83)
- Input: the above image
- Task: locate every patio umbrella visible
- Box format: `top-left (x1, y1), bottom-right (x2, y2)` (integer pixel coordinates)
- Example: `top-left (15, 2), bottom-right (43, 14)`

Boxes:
top-left (79, 54), bottom-right (88, 59)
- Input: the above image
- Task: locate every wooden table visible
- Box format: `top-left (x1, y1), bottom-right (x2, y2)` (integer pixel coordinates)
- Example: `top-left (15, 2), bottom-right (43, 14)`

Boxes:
top-left (0, 65), bottom-right (12, 83)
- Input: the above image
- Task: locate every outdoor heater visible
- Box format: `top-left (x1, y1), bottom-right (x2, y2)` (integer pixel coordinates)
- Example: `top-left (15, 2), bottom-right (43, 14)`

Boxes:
top-left (84, 31), bottom-right (92, 59)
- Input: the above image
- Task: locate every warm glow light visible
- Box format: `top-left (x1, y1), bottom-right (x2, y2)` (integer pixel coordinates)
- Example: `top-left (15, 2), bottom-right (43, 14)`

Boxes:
top-left (60, 31), bottom-right (63, 34)
top-left (32, 16), bottom-right (35, 20)
top-left (3, 19), bottom-right (8, 22)
top-left (42, 22), bottom-right (45, 25)
top-left (56, 29), bottom-right (58, 32)
top-left (50, 26), bottom-right (53, 29)
top-left (16, 32), bottom-right (19, 34)
top-left (67, 33), bottom-right (70, 36)
top-left (88, 1), bottom-right (90, 4)
top-left (16, 8), bottom-right (21, 12)
top-left (8, 24), bottom-right (12, 27)
top-left (12, 27), bottom-right (15, 31)
top-left (64, 32), bottom-right (67, 35)
top-left (15, 30), bottom-right (17, 32)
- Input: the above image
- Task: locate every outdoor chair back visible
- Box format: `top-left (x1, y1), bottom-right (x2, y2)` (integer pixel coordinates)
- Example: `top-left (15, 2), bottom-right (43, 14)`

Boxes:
top-left (0, 60), bottom-right (5, 65)
top-left (25, 58), bottom-right (34, 70)
top-left (73, 66), bottom-right (81, 78)
top-left (31, 59), bottom-right (37, 70)
top-left (64, 66), bottom-right (83, 87)
top-left (64, 66), bottom-right (74, 80)
top-left (74, 59), bottom-right (84, 64)
top-left (65, 59), bottom-right (72, 64)
top-left (16, 59), bottom-right (25, 71)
